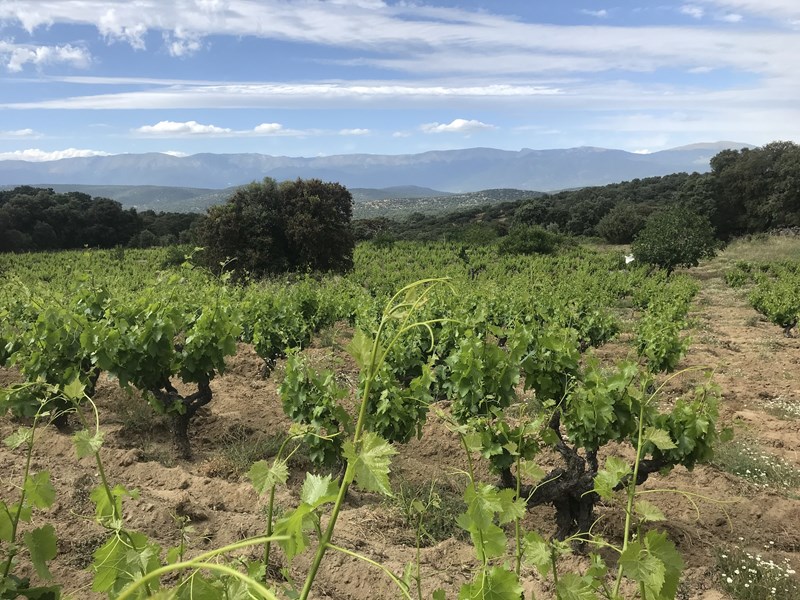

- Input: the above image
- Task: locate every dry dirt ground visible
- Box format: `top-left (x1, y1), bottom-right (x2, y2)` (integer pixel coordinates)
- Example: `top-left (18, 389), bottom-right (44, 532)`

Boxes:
top-left (1, 261), bottom-right (799, 599)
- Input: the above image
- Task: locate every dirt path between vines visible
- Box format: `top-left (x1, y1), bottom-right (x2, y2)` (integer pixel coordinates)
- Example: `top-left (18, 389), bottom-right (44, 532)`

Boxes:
top-left (1, 263), bottom-right (799, 599)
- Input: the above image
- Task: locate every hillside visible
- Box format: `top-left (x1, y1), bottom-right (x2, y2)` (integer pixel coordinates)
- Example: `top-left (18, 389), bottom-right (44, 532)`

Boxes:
top-left (0, 142), bottom-right (752, 193)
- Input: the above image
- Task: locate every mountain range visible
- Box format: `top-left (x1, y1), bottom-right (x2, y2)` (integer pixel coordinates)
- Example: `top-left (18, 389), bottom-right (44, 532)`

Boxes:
top-left (0, 142), bottom-right (752, 214)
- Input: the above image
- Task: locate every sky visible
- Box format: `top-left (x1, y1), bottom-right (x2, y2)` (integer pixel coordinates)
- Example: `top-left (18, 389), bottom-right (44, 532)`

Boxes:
top-left (0, 0), bottom-right (798, 161)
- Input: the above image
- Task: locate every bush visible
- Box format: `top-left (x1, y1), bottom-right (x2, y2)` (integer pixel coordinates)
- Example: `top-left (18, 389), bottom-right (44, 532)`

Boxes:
top-left (595, 202), bottom-right (647, 244)
top-left (631, 206), bottom-right (718, 273)
top-left (195, 177), bottom-right (355, 278)
top-left (498, 224), bottom-right (562, 255)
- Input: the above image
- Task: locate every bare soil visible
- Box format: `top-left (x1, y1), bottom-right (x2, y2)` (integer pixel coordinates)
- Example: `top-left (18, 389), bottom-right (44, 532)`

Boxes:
top-left (1, 267), bottom-right (799, 599)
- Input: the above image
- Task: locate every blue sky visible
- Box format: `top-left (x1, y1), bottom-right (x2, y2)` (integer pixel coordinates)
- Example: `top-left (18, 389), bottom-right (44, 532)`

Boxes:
top-left (0, 0), bottom-right (798, 161)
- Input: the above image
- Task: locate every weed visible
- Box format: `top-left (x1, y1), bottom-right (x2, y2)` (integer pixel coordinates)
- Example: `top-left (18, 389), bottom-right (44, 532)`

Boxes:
top-left (140, 440), bottom-right (177, 468)
top-left (758, 338), bottom-right (783, 354)
top-left (717, 545), bottom-right (799, 600)
top-left (712, 438), bottom-right (800, 491)
top-left (761, 396), bottom-right (800, 420)
top-left (391, 478), bottom-right (468, 545)
top-left (217, 423), bottom-right (283, 476)
top-left (317, 324), bottom-right (341, 349)
top-left (112, 389), bottom-right (170, 437)
top-left (745, 315), bottom-right (761, 328)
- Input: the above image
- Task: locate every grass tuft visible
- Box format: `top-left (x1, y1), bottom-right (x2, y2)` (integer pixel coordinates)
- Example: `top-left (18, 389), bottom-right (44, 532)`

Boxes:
top-left (717, 545), bottom-right (799, 600)
top-left (390, 479), bottom-right (468, 546)
top-left (712, 438), bottom-right (800, 491)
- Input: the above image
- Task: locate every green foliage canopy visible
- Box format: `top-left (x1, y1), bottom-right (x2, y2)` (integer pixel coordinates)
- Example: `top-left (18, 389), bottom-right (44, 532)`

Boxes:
top-left (195, 177), bottom-right (355, 277)
top-left (631, 206), bottom-right (718, 273)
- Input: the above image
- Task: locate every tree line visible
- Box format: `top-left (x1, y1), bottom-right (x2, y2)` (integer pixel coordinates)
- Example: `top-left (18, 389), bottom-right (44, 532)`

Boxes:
top-left (2, 141), bottom-right (798, 264)
top-left (0, 186), bottom-right (202, 252)
top-left (361, 141), bottom-right (800, 244)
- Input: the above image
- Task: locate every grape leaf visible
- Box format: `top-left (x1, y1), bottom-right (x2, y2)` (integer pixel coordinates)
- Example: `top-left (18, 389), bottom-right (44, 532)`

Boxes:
top-left (0, 502), bottom-right (12, 541)
top-left (274, 504), bottom-right (313, 562)
top-left (458, 566), bottom-right (523, 600)
top-left (518, 460), bottom-right (545, 481)
top-left (24, 472), bottom-right (56, 509)
top-left (645, 427), bottom-right (677, 451)
top-left (63, 378), bottom-right (85, 401)
top-left (247, 459), bottom-right (289, 495)
top-left (635, 499), bottom-right (666, 522)
top-left (73, 429), bottom-right (104, 459)
top-left (593, 456), bottom-right (631, 500)
top-left (346, 329), bottom-right (375, 371)
top-left (619, 540), bottom-right (666, 596)
top-left (523, 531), bottom-right (552, 576)
top-left (468, 522), bottom-right (506, 561)
top-left (556, 572), bottom-right (598, 600)
top-left (645, 530), bottom-right (684, 600)
top-left (4, 427), bottom-right (33, 450)
top-left (496, 488), bottom-right (526, 525)
top-left (24, 524), bottom-right (58, 580)
top-left (300, 473), bottom-right (338, 508)
top-left (343, 432), bottom-right (396, 496)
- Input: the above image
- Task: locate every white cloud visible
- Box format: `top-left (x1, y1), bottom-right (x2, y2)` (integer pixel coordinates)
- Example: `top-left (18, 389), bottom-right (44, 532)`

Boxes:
top-left (392, 131), bottom-right (410, 138)
top-left (160, 150), bottom-right (190, 157)
top-left (697, 0), bottom-right (800, 20)
top-left (0, 148), bottom-right (111, 161)
top-left (253, 122), bottom-right (283, 134)
top-left (133, 120), bottom-right (328, 138)
top-left (0, 1), bottom-right (796, 93)
top-left (3, 82), bottom-right (562, 110)
top-left (0, 128), bottom-right (40, 138)
top-left (580, 9), bottom-right (608, 18)
top-left (680, 4), bottom-right (705, 18)
top-left (135, 120), bottom-right (232, 135)
top-left (339, 128), bottom-right (370, 136)
top-left (0, 41), bottom-right (90, 72)
top-left (719, 13), bottom-right (743, 22)
top-left (163, 28), bottom-right (203, 57)
top-left (420, 119), bottom-right (495, 134)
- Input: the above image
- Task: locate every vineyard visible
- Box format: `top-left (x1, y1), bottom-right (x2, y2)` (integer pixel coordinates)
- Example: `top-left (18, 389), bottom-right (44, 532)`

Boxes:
top-left (0, 239), bottom-right (799, 600)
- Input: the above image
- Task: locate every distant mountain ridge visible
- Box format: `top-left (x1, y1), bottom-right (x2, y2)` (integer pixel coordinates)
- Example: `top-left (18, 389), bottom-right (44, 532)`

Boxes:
top-left (0, 183), bottom-right (539, 217)
top-left (0, 142), bottom-right (753, 195)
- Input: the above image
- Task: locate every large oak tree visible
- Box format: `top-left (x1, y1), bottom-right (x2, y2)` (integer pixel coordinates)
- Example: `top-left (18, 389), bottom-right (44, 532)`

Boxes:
top-left (195, 177), bottom-right (355, 277)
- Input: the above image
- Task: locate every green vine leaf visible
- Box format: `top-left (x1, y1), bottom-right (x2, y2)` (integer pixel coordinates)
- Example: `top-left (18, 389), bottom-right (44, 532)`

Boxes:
top-left (63, 377), bottom-right (85, 401)
top-left (645, 530), bottom-right (684, 600)
top-left (458, 566), bottom-right (523, 600)
top-left (496, 488), bottom-right (526, 526)
top-left (523, 531), bottom-right (552, 576)
top-left (645, 427), bottom-right (677, 451)
top-left (346, 329), bottom-right (375, 371)
top-left (635, 499), bottom-right (666, 522)
top-left (247, 459), bottom-right (289, 495)
top-left (73, 429), bottom-right (104, 459)
top-left (0, 502), bottom-right (12, 541)
top-left (593, 456), bottom-right (631, 500)
top-left (343, 432), bottom-right (396, 496)
top-left (274, 504), bottom-right (314, 563)
top-left (4, 427), bottom-right (33, 450)
top-left (24, 524), bottom-right (58, 580)
top-left (556, 572), bottom-right (598, 600)
top-left (24, 471), bottom-right (56, 509)
top-left (518, 460), bottom-right (545, 481)
top-left (300, 473), bottom-right (339, 509)
top-left (619, 540), bottom-right (667, 597)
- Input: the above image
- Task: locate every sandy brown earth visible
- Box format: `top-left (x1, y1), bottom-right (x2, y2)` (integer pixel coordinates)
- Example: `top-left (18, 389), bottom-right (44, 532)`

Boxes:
top-left (1, 265), bottom-right (799, 599)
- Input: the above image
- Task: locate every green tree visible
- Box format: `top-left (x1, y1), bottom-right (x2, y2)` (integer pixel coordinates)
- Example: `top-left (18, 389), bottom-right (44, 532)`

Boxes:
top-left (595, 202), bottom-right (648, 244)
top-left (631, 206), bottom-right (718, 274)
top-left (195, 177), bottom-right (354, 277)
top-left (498, 224), bottom-right (563, 255)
